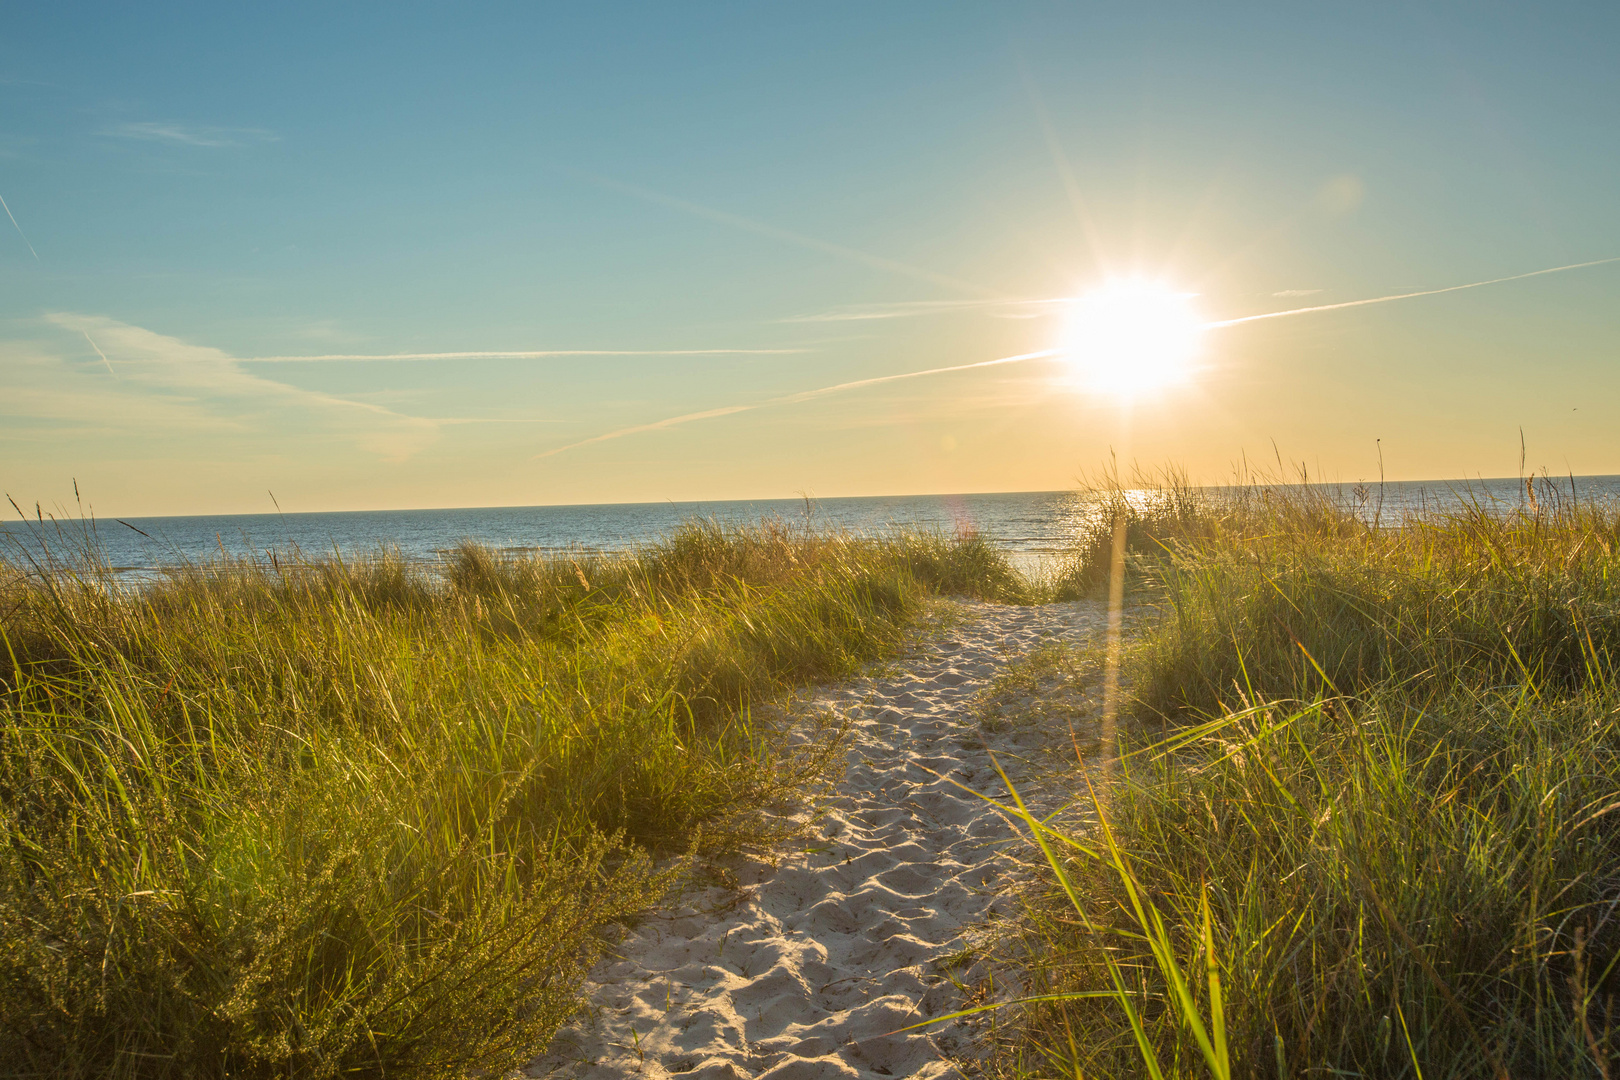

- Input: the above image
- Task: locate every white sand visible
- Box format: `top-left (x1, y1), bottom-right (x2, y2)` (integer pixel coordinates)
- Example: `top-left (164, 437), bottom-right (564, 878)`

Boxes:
top-left (531, 599), bottom-right (1106, 1080)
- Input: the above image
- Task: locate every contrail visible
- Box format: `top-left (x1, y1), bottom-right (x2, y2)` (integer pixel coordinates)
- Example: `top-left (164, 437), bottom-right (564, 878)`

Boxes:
top-left (82, 331), bottom-right (117, 378)
top-left (538, 253), bottom-right (1618, 461)
top-left (0, 190), bottom-right (39, 262)
top-left (1020, 66), bottom-right (1108, 273)
top-left (243, 348), bottom-right (805, 362)
top-left (1206, 256), bottom-right (1620, 329)
top-left (785, 298), bottom-right (1066, 323)
top-left (535, 349), bottom-right (1058, 460)
top-left (595, 176), bottom-right (1002, 299)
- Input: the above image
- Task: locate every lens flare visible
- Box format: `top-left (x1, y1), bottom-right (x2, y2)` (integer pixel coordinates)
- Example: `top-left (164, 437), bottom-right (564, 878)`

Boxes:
top-left (1059, 280), bottom-right (1203, 399)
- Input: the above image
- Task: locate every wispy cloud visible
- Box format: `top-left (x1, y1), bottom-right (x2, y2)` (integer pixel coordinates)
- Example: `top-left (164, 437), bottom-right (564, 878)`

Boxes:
top-left (16, 319), bottom-right (747, 460)
top-left (1271, 289), bottom-right (1321, 298)
top-left (103, 122), bottom-right (279, 147)
top-left (784, 298), bottom-right (1066, 323)
top-left (242, 348), bottom-right (805, 363)
top-left (15, 314), bottom-right (438, 460)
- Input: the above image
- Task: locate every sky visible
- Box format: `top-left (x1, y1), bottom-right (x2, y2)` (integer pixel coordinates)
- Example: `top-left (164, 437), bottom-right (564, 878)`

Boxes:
top-left (2, 2), bottom-right (1618, 517)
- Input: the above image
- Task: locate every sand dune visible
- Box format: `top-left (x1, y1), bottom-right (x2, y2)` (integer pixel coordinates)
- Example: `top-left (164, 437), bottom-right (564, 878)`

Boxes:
top-left (531, 599), bottom-right (1106, 1079)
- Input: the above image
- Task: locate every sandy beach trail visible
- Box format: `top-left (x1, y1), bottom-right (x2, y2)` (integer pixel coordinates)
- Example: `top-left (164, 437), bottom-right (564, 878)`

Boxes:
top-left (530, 598), bottom-right (1106, 1080)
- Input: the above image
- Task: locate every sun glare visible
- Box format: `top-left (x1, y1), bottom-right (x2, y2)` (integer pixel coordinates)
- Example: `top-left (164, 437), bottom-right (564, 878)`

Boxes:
top-left (1059, 280), bottom-right (1204, 400)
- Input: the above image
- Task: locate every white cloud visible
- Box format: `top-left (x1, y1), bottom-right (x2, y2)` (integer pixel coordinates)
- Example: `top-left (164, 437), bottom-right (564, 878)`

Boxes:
top-left (3, 315), bottom-right (439, 462)
top-left (102, 122), bottom-right (279, 147)
top-left (1271, 289), bottom-right (1323, 298)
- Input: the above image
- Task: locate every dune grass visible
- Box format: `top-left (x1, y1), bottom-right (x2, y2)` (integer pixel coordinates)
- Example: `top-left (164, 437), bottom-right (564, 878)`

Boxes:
top-left (0, 519), bottom-right (1025, 1079)
top-left (1000, 473), bottom-right (1620, 1078)
top-left (22, 479), bottom-right (1612, 1077)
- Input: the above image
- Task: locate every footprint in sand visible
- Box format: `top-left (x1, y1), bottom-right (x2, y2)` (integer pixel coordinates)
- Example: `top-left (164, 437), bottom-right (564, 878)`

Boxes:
top-left (530, 599), bottom-right (1106, 1080)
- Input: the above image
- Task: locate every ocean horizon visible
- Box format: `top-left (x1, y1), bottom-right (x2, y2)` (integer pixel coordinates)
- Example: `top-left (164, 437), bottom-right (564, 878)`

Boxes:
top-left (6, 475), bottom-right (1619, 578)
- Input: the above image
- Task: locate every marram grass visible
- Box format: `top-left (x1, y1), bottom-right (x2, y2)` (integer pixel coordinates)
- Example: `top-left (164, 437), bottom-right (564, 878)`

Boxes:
top-left (0, 520), bottom-right (1025, 1079)
top-left (19, 484), bottom-right (1616, 1079)
top-left (995, 475), bottom-right (1620, 1079)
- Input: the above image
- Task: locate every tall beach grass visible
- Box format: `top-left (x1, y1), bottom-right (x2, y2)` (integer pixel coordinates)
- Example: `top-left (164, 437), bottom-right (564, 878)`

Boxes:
top-left (0, 519), bottom-right (1025, 1079)
top-left (1001, 472), bottom-right (1620, 1078)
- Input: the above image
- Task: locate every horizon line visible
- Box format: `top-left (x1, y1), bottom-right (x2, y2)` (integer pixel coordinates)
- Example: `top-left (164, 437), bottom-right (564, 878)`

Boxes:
top-left (19, 473), bottom-right (1619, 523)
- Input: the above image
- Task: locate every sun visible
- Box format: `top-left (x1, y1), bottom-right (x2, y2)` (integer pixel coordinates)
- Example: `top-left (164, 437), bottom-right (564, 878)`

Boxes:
top-left (1058, 280), bottom-right (1204, 399)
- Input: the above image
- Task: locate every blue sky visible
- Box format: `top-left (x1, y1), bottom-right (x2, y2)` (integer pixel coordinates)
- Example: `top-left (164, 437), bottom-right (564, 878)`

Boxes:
top-left (3, 2), bottom-right (1618, 515)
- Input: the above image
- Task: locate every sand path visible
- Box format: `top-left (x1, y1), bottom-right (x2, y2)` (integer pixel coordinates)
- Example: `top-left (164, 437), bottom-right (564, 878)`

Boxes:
top-left (531, 599), bottom-right (1106, 1080)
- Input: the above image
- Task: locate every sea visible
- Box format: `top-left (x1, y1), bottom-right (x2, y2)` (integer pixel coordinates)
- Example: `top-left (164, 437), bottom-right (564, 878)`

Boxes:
top-left (5, 476), bottom-right (1620, 581)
